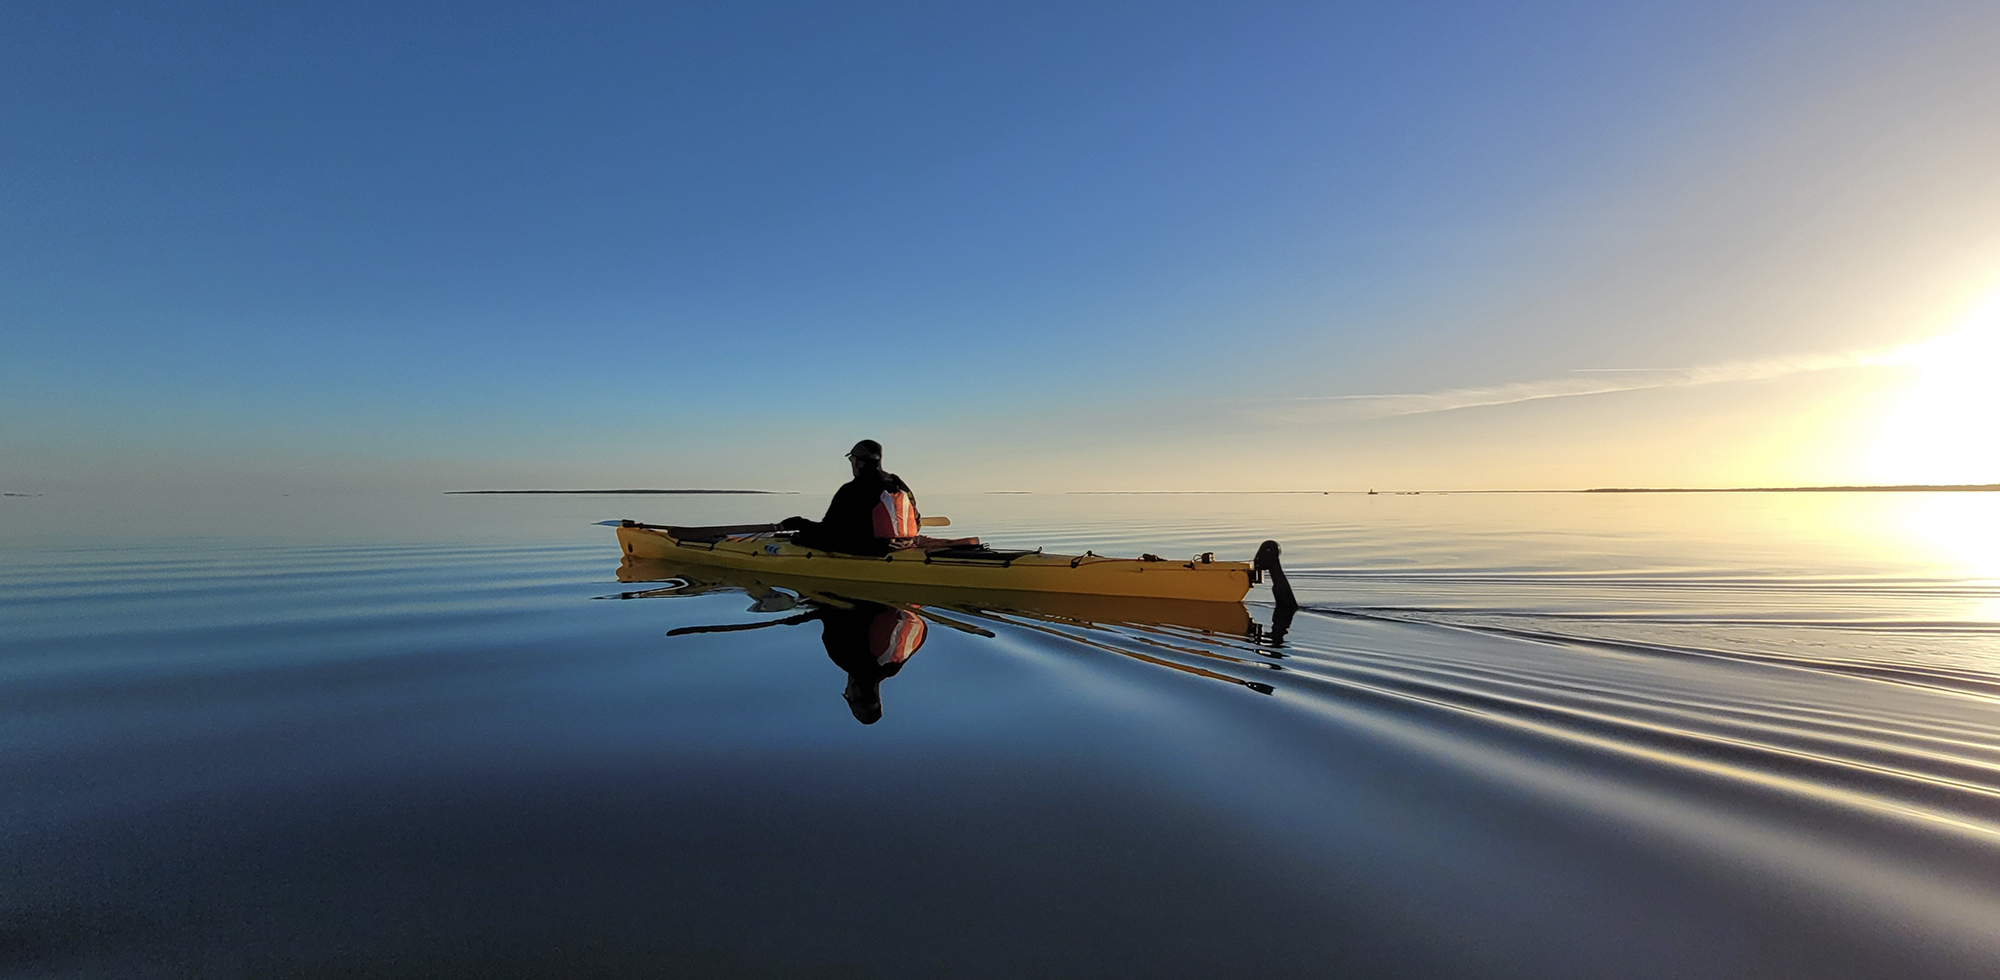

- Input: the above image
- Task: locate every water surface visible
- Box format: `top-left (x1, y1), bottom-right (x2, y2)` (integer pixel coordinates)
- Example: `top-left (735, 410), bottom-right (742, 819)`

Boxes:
top-left (4, 490), bottom-right (1998, 978)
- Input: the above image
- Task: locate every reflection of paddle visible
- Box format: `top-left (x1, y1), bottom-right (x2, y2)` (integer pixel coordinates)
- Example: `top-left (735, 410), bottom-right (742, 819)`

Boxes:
top-left (909, 608), bottom-right (995, 638)
top-left (667, 612), bottom-right (817, 636)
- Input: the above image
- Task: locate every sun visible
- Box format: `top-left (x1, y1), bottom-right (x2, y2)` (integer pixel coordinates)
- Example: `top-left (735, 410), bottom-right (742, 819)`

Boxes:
top-left (1855, 285), bottom-right (2000, 487)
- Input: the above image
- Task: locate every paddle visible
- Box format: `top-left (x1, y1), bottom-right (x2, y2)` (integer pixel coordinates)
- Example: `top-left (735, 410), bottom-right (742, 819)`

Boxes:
top-left (594, 520), bottom-right (776, 534)
top-left (597, 516), bottom-right (951, 530)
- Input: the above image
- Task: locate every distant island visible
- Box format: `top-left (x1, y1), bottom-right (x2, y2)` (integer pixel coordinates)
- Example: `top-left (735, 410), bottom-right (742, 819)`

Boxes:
top-left (1583, 484), bottom-right (2000, 493)
top-left (447, 489), bottom-right (793, 495)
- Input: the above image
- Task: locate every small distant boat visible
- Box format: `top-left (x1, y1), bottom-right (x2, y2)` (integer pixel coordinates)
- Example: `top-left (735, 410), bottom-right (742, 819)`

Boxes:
top-left (607, 520), bottom-right (1271, 603)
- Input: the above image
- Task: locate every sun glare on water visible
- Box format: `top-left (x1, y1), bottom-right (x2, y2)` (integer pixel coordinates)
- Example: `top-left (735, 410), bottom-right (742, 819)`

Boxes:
top-left (1844, 283), bottom-right (2000, 621)
top-left (1887, 500), bottom-right (2000, 628)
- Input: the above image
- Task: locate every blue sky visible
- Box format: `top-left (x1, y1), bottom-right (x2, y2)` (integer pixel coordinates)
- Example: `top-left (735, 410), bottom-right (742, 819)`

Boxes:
top-left (5, 0), bottom-right (1997, 492)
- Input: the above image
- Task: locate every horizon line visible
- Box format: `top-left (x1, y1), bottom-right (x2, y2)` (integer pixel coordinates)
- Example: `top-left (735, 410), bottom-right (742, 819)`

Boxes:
top-left (445, 489), bottom-right (796, 495)
top-left (1052, 484), bottom-right (2000, 494)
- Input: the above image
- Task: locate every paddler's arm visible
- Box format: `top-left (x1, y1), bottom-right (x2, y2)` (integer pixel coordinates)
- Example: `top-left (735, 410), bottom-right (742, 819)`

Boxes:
top-left (779, 478), bottom-right (864, 534)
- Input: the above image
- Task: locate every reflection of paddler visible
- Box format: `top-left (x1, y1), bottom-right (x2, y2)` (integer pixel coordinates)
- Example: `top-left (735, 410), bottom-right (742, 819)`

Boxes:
top-left (662, 596), bottom-right (931, 725)
top-left (818, 600), bottom-right (928, 725)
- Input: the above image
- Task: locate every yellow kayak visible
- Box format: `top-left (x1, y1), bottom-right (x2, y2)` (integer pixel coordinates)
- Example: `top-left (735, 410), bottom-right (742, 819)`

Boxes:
top-left (614, 555), bottom-right (1260, 636)
top-left (610, 520), bottom-right (1262, 603)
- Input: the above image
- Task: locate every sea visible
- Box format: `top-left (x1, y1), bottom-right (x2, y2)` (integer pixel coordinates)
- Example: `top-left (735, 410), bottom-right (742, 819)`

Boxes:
top-left (3, 488), bottom-right (1998, 978)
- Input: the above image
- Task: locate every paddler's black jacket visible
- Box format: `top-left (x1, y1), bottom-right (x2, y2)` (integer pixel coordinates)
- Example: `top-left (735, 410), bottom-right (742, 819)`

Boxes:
top-left (783, 468), bottom-right (914, 557)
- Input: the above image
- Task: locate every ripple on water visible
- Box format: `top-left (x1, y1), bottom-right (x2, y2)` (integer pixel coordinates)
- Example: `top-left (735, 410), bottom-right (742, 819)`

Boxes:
top-left (4, 491), bottom-right (2000, 977)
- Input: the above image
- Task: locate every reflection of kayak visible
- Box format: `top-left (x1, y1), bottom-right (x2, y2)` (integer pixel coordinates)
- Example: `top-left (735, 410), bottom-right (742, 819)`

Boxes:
top-left (612, 521), bottom-right (1261, 603)
top-left (615, 556), bottom-right (1257, 636)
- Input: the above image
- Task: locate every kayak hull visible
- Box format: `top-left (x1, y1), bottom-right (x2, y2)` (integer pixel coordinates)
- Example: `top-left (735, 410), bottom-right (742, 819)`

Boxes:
top-left (613, 525), bottom-right (1254, 603)
top-left (615, 556), bottom-right (1257, 636)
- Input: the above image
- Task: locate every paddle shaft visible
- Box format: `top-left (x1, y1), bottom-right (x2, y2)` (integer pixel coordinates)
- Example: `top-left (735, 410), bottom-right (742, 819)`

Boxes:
top-left (604, 516), bottom-right (949, 532)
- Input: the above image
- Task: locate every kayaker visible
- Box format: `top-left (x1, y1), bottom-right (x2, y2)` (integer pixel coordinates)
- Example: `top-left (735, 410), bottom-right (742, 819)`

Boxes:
top-left (779, 439), bottom-right (920, 556)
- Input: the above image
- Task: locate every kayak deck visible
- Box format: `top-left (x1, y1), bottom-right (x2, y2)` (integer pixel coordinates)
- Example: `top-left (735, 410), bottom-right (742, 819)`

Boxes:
top-left (613, 523), bottom-right (1255, 603)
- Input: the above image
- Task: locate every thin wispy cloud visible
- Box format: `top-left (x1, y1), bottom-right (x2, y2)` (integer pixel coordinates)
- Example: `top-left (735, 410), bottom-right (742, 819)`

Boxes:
top-left (1259, 345), bottom-right (1914, 424)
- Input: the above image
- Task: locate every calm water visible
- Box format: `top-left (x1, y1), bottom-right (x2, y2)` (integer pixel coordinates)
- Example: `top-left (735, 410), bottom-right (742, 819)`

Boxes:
top-left (4, 490), bottom-right (1999, 978)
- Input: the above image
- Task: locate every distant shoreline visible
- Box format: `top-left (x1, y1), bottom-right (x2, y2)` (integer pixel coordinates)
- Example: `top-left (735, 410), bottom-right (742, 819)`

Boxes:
top-left (1055, 484), bottom-right (2000, 494)
top-left (447, 489), bottom-right (794, 495)
top-left (1581, 485), bottom-right (2000, 493)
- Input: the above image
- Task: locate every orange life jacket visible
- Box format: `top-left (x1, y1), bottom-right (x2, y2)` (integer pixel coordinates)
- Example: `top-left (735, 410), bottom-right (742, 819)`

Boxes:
top-left (872, 489), bottom-right (919, 539)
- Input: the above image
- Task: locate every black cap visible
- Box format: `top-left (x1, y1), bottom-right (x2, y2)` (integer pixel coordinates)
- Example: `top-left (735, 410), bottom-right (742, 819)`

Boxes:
top-left (847, 439), bottom-right (883, 461)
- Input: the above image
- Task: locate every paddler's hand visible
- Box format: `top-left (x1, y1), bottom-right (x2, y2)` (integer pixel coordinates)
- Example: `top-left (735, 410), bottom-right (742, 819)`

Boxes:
top-left (778, 516), bottom-right (810, 531)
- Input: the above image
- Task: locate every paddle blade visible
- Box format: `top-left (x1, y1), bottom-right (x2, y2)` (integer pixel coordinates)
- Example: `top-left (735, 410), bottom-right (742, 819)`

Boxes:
top-left (919, 516), bottom-right (950, 527)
